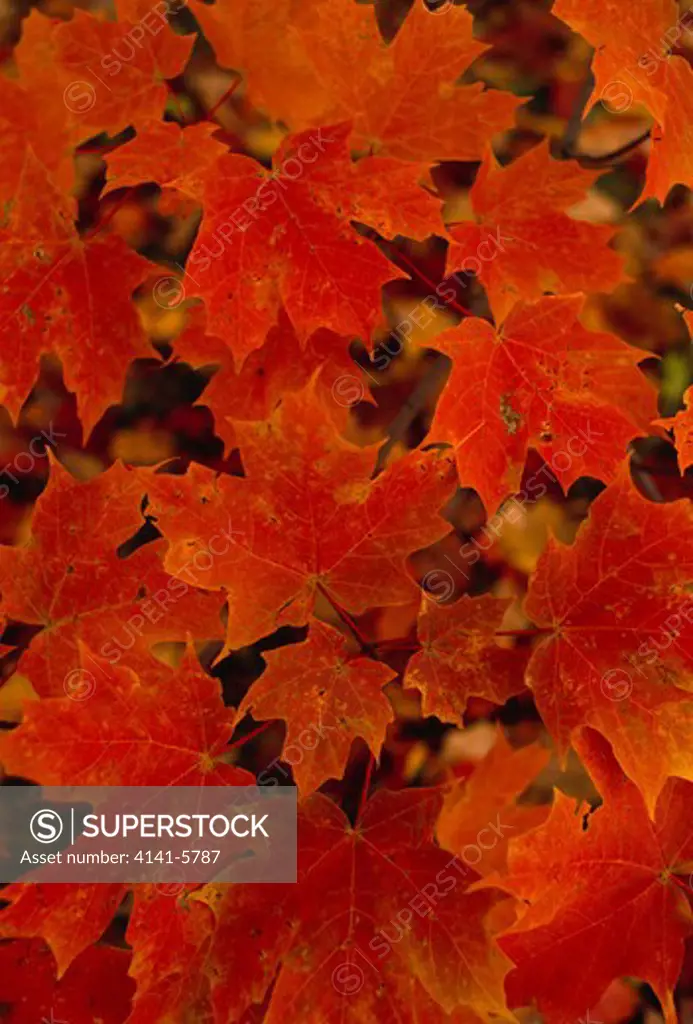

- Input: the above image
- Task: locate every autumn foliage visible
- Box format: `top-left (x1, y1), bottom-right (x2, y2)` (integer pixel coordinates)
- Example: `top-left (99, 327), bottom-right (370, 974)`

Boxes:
top-left (3, 0), bottom-right (693, 1021)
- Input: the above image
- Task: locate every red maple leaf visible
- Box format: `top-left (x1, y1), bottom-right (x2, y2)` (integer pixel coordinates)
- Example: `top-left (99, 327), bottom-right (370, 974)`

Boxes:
top-left (0, 460), bottom-right (225, 695)
top-left (403, 594), bottom-right (529, 720)
top-left (192, 0), bottom-right (521, 161)
top-left (523, 460), bottom-right (693, 810)
top-left (240, 619), bottom-right (397, 793)
top-left (497, 728), bottom-right (693, 1023)
top-left (429, 295), bottom-right (655, 514)
top-left (138, 381), bottom-right (457, 649)
top-left (0, 149), bottom-right (156, 434)
top-left (446, 144), bottom-right (626, 324)
top-left (184, 123), bottom-right (442, 362)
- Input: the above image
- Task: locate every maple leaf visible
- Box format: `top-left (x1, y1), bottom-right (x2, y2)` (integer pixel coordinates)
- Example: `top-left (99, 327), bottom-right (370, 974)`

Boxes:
top-left (105, 121), bottom-right (229, 200)
top-left (0, 642), bottom-right (252, 785)
top-left (138, 381), bottom-right (458, 649)
top-left (325, 156), bottom-right (447, 242)
top-left (173, 306), bottom-right (365, 454)
top-left (124, 886), bottom-right (216, 1023)
top-left (269, 790), bottom-right (512, 1018)
top-left (240, 618), bottom-right (396, 794)
top-left (403, 595), bottom-right (529, 721)
top-left (0, 15), bottom-right (80, 198)
top-left (0, 459), bottom-right (226, 696)
top-left (14, 8), bottom-right (194, 146)
top-left (183, 122), bottom-right (443, 361)
top-left (0, 885), bottom-right (126, 978)
top-left (190, 879), bottom-right (294, 1022)
top-left (551, 0), bottom-right (673, 120)
top-left (189, 0), bottom-right (323, 129)
top-left (446, 144), bottom-right (625, 324)
top-left (0, 77), bottom-right (74, 204)
top-left (523, 458), bottom-right (693, 811)
top-left (192, 0), bottom-right (521, 160)
top-left (3, 8), bottom-right (192, 207)
top-left (643, 57), bottom-right (693, 202)
top-left (193, 789), bottom-right (512, 1020)
top-left (496, 729), bottom-right (693, 1024)
top-left (0, 148), bottom-right (156, 434)
top-left (0, 939), bottom-right (134, 1024)
top-left (428, 295), bottom-right (656, 514)
top-left (436, 729), bottom-right (550, 876)
top-left (4, 0), bottom-right (693, 1012)
top-left (57, 10), bottom-right (194, 135)
top-left (0, 645), bottom-right (249, 979)
top-left (288, 0), bottom-right (522, 163)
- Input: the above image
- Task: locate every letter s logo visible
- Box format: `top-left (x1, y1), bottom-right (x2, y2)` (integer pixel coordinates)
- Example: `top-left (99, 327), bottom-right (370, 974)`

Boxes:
top-left (30, 809), bottom-right (64, 844)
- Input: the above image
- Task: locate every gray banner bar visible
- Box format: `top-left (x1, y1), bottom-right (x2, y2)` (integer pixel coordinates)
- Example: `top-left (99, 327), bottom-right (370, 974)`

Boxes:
top-left (0, 786), bottom-right (296, 883)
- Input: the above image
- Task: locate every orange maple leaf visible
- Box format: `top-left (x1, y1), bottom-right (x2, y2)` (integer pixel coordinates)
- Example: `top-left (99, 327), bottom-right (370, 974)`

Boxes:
top-left (240, 618), bottom-right (396, 794)
top-left (192, 0), bottom-right (521, 161)
top-left (0, 149), bottom-right (156, 434)
top-left (446, 143), bottom-right (626, 324)
top-left (403, 595), bottom-right (529, 720)
top-left (184, 123), bottom-right (443, 361)
top-left (496, 729), bottom-right (693, 1024)
top-left (138, 382), bottom-right (457, 649)
top-left (0, 460), bottom-right (225, 695)
top-left (524, 460), bottom-right (693, 811)
top-left (0, 643), bottom-right (252, 786)
top-left (429, 295), bottom-right (656, 514)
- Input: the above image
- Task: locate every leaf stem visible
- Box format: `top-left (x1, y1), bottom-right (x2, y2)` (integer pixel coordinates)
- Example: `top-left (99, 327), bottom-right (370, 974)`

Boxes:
top-left (671, 873), bottom-right (693, 899)
top-left (567, 127), bottom-right (652, 167)
top-left (204, 77), bottom-right (243, 123)
top-left (228, 719), bottom-right (275, 750)
top-left (357, 752), bottom-right (375, 824)
top-left (316, 583), bottom-right (379, 659)
top-left (392, 245), bottom-right (477, 320)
